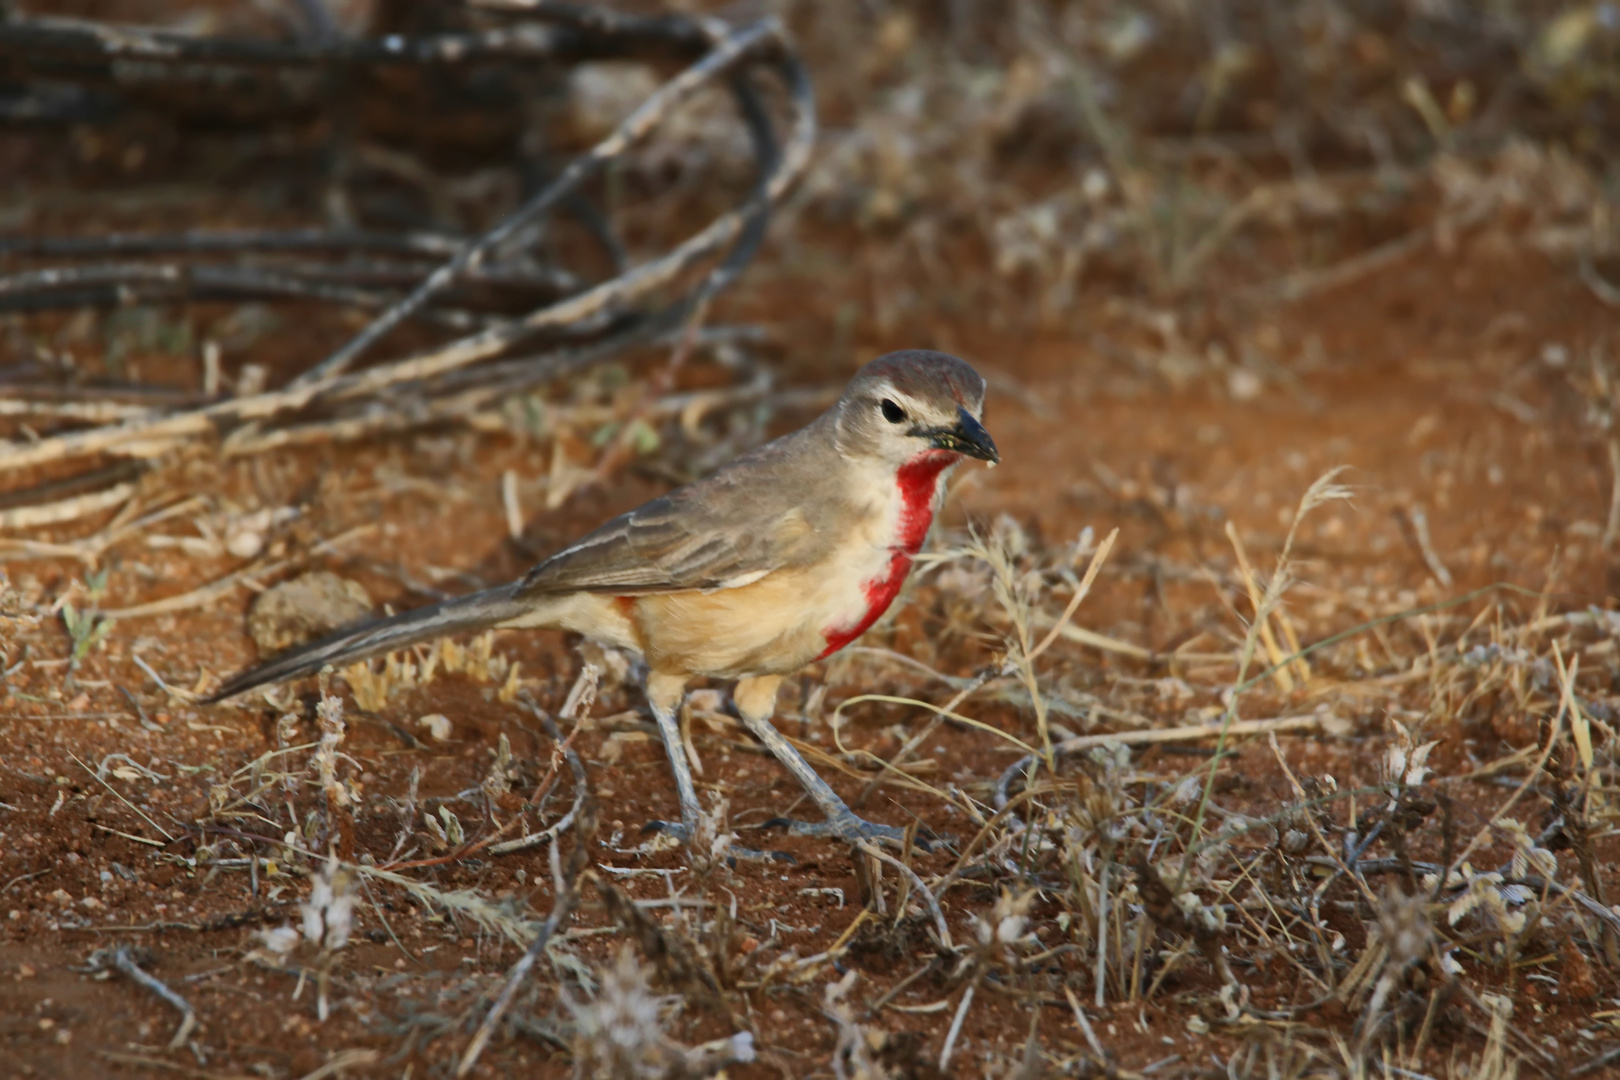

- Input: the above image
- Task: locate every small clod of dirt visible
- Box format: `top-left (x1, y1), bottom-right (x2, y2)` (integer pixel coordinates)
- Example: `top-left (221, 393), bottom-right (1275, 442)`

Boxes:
top-left (247, 571), bottom-right (373, 653)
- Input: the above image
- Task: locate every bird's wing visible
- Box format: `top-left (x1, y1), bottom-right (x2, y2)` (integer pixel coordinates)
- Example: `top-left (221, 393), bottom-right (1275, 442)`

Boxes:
top-left (515, 437), bottom-right (831, 597)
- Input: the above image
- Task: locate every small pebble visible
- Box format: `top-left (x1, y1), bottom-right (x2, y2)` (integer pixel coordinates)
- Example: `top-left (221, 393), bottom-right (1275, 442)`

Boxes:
top-left (227, 529), bottom-right (264, 559)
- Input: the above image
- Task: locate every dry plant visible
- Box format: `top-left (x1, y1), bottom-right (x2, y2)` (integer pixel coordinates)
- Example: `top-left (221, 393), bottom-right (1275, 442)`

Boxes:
top-left (782, 467), bottom-right (1618, 1075)
top-left (182, 659), bottom-right (603, 1034)
top-left (775, 0), bottom-right (1619, 358)
top-left (564, 944), bottom-right (754, 1079)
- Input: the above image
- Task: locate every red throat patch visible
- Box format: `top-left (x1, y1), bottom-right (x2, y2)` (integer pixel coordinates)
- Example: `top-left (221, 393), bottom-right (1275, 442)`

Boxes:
top-left (817, 450), bottom-right (958, 659)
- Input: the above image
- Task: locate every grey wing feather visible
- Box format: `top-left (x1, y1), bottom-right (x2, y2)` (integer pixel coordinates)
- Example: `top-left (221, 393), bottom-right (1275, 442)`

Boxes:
top-left (516, 433), bottom-right (831, 597)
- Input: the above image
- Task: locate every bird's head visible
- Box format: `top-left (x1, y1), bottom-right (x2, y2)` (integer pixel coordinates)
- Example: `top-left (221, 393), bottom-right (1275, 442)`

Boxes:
top-left (834, 349), bottom-right (999, 471)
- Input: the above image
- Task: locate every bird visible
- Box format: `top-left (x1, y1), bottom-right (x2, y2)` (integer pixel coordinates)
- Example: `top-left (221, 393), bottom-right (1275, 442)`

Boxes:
top-left (207, 349), bottom-right (999, 850)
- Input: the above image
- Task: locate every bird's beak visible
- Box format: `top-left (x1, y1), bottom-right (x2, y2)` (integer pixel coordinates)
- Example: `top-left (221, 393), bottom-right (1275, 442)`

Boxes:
top-left (921, 407), bottom-right (1000, 464)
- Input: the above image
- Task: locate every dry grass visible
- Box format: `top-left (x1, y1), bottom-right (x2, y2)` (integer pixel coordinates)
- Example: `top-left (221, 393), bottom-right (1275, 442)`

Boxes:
top-left (38, 464), bottom-right (1601, 1076)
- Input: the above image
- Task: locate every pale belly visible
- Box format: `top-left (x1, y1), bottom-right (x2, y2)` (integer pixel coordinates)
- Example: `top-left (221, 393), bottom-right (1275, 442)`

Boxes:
top-left (511, 541), bottom-right (908, 681)
top-left (630, 536), bottom-right (908, 679)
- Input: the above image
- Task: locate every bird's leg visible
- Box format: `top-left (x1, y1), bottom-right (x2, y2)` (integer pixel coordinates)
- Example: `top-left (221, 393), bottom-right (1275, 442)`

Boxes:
top-left (734, 676), bottom-right (926, 852)
top-left (644, 680), bottom-right (703, 843)
top-left (642, 673), bottom-right (791, 863)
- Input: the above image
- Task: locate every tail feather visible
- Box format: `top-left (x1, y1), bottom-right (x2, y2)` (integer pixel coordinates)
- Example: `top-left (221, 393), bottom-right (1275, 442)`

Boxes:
top-left (206, 584), bottom-right (527, 703)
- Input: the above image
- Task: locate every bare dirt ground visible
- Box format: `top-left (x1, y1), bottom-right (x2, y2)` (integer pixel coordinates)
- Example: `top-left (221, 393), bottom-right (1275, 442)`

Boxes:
top-left (4, 3), bottom-right (1620, 1079)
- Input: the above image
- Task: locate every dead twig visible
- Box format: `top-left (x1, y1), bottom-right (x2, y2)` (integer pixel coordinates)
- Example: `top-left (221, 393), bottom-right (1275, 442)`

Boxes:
top-left (301, 18), bottom-right (771, 382)
top-left (1573, 1044), bottom-right (1620, 1077)
top-left (98, 558), bottom-right (291, 622)
top-left (0, 227), bottom-right (466, 260)
top-left (292, 1050), bottom-right (380, 1080)
top-left (1403, 505), bottom-right (1454, 588)
top-left (98, 524), bottom-right (371, 622)
top-left (488, 679), bottom-right (594, 856)
top-left (0, 10), bottom-right (708, 71)
top-left (993, 713), bottom-right (1329, 810)
top-left (87, 946), bottom-right (197, 1050)
top-left (98, 1053), bottom-right (253, 1080)
top-left (854, 839), bottom-right (952, 949)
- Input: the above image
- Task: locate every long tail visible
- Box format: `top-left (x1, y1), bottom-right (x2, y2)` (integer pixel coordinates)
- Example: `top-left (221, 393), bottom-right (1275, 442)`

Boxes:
top-left (205, 584), bottom-right (529, 703)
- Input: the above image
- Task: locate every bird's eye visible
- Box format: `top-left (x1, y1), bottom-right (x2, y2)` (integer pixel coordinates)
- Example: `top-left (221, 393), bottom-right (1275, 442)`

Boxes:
top-left (880, 399), bottom-right (905, 424)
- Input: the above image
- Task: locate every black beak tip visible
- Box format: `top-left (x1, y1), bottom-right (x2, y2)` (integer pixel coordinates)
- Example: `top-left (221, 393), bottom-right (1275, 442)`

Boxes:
top-left (955, 407), bottom-right (999, 464)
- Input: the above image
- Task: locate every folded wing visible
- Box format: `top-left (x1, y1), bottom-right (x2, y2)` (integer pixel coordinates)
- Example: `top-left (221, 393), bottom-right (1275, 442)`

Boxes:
top-left (516, 435), bottom-right (831, 597)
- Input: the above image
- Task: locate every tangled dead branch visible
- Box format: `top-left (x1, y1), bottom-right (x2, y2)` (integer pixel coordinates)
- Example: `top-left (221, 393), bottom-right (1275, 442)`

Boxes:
top-left (0, 2), bottom-right (813, 518)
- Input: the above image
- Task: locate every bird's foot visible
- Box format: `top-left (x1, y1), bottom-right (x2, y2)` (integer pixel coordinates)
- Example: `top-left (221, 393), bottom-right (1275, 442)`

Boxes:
top-left (763, 811), bottom-right (933, 852)
top-left (641, 819), bottom-right (795, 864)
